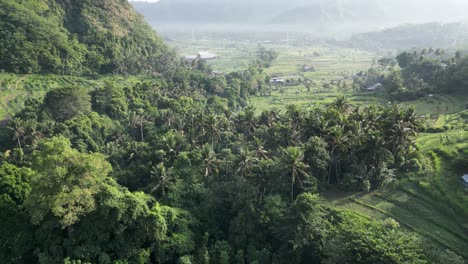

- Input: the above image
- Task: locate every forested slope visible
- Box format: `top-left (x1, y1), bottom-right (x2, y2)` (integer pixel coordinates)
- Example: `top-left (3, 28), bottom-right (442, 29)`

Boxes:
top-left (0, 0), bottom-right (176, 75)
top-left (0, 1), bottom-right (465, 263)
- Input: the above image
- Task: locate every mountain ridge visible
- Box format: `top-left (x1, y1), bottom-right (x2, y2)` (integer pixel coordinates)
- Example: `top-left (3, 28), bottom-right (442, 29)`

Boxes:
top-left (0, 0), bottom-right (177, 75)
top-left (131, 0), bottom-right (468, 28)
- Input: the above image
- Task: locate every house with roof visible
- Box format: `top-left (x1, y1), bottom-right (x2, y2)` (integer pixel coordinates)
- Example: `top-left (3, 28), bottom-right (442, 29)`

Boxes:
top-left (302, 65), bottom-right (315, 72)
top-left (366, 83), bottom-right (383, 92)
top-left (184, 51), bottom-right (218, 61)
top-left (271, 77), bottom-right (285, 85)
top-left (462, 175), bottom-right (468, 189)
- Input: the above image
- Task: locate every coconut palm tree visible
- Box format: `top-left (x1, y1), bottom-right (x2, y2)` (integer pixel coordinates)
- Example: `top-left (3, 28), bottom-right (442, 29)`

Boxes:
top-left (282, 147), bottom-right (310, 203)
top-left (201, 144), bottom-right (219, 178)
top-left (234, 148), bottom-right (260, 178)
top-left (252, 137), bottom-right (270, 160)
top-left (330, 96), bottom-right (353, 115)
top-left (203, 113), bottom-right (222, 147)
top-left (259, 108), bottom-right (280, 128)
top-left (127, 112), bottom-right (139, 140)
top-left (237, 106), bottom-right (258, 137)
top-left (149, 162), bottom-right (173, 197)
top-left (285, 104), bottom-right (303, 131)
top-left (9, 119), bottom-right (25, 149)
top-left (326, 125), bottom-right (351, 184)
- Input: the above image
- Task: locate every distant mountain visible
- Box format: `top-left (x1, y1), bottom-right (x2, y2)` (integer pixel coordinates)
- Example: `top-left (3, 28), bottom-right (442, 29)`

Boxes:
top-left (345, 23), bottom-right (468, 51)
top-left (131, 0), bottom-right (468, 28)
top-left (0, 0), bottom-right (176, 75)
top-left (131, 0), bottom-right (287, 25)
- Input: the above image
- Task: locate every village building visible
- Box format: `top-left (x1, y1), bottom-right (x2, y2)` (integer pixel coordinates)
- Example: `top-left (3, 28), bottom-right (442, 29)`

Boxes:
top-left (184, 51), bottom-right (217, 61)
top-left (271, 77), bottom-right (285, 85)
top-left (366, 83), bottom-right (383, 92)
top-left (302, 65), bottom-right (315, 72)
top-left (462, 175), bottom-right (468, 189)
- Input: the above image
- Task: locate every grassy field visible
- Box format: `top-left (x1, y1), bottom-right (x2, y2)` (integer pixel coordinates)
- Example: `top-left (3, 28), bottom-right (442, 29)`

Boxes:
top-left (263, 44), bottom-right (375, 81)
top-left (169, 39), bottom-right (377, 112)
top-left (251, 86), bottom-right (385, 113)
top-left (332, 187), bottom-right (468, 261)
top-left (168, 39), bottom-right (255, 73)
top-left (402, 94), bottom-right (468, 116)
top-left (169, 39), bottom-right (376, 76)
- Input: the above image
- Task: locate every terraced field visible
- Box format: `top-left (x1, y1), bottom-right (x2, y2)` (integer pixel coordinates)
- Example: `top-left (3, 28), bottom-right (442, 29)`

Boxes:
top-left (251, 86), bottom-right (384, 112)
top-left (332, 186), bottom-right (468, 261)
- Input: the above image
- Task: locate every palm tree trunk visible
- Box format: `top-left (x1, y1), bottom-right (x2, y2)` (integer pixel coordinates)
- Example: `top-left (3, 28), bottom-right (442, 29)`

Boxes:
top-left (328, 147), bottom-right (335, 184)
top-left (291, 175), bottom-right (294, 203)
top-left (140, 118), bottom-right (144, 141)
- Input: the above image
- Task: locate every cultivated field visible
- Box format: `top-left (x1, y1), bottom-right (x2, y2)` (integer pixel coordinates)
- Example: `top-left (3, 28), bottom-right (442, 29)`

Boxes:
top-left (168, 39), bottom-right (377, 111)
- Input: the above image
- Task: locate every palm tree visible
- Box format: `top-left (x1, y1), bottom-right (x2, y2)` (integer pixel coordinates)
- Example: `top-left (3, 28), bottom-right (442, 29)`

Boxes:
top-left (9, 119), bottom-right (25, 149)
top-left (238, 106), bottom-right (258, 137)
top-left (274, 123), bottom-right (299, 148)
top-left (383, 107), bottom-right (421, 161)
top-left (149, 162), bottom-right (173, 197)
top-left (137, 109), bottom-right (147, 141)
top-left (201, 144), bottom-right (219, 178)
top-left (234, 148), bottom-right (260, 178)
top-left (162, 130), bottom-right (180, 162)
top-left (259, 108), bottom-right (280, 128)
top-left (252, 159), bottom-right (273, 201)
top-left (203, 113), bottom-right (222, 147)
top-left (127, 112), bottom-right (139, 140)
top-left (24, 120), bottom-right (43, 147)
top-left (330, 96), bottom-right (353, 115)
top-left (160, 109), bottom-right (175, 128)
top-left (252, 137), bottom-right (269, 160)
top-left (282, 147), bottom-right (310, 203)
top-left (173, 114), bottom-right (187, 134)
top-left (285, 104), bottom-right (302, 131)
top-left (326, 125), bottom-right (351, 184)
top-left (127, 141), bottom-right (145, 161)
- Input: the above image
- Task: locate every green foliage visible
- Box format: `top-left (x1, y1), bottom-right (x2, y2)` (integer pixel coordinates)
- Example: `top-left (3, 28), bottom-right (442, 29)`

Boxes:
top-left (324, 212), bottom-right (427, 264)
top-left (359, 49), bottom-right (468, 101)
top-left (0, 0), bottom-right (176, 75)
top-left (0, 162), bottom-right (32, 203)
top-left (275, 194), bottom-right (332, 263)
top-left (25, 136), bottom-right (112, 228)
top-left (0, 194), bottom-right (34, 263)
top-left (44, 86), bottom-right (92, 121)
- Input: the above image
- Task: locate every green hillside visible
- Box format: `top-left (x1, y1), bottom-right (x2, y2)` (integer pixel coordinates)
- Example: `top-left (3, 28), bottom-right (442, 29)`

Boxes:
top-left (0, 0), bottom-right (176, 75)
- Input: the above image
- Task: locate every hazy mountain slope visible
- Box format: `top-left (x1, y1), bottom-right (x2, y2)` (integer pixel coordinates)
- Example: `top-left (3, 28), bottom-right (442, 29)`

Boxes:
top-left (131, 0), bottom-right (468, 27)
top-left (0, 0), bottom-right (176, 75)
top-left (346, 23), bottom-right (468, 51)
top-left (132, 0), bottom-right (288, 24)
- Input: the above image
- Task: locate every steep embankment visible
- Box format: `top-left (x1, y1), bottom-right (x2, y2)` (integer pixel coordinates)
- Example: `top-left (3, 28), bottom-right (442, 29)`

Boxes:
top-left (0, 0), bottom-right (177, 75)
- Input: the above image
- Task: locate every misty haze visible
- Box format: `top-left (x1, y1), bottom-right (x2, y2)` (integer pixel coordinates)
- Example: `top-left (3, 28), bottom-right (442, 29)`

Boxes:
top-left (132, 0), bottom-right (468, 35)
